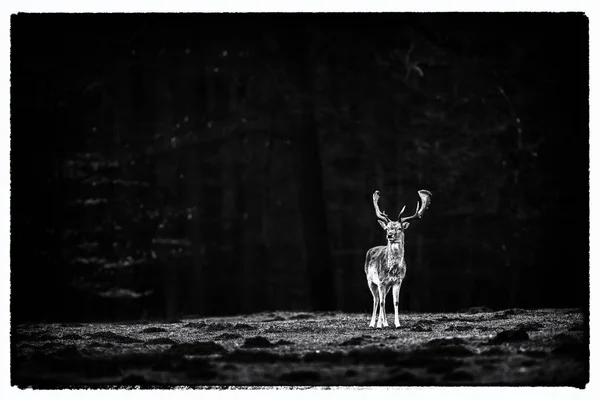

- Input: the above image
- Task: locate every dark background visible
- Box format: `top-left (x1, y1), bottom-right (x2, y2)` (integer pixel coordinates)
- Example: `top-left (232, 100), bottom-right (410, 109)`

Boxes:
top-left (10, 13), bottom-right (589, 323)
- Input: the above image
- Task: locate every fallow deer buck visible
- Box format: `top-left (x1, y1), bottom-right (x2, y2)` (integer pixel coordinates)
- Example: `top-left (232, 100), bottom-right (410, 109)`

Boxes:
top-left (364, 189), bottom-right (432, 328)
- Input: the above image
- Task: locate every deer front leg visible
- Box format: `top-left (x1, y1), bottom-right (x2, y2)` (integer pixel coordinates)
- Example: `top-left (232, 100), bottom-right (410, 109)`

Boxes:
top-left (382, 286), bottom-right (390, 327)
top-left (368, 282), bottom-right (379, 328)
top-left (392, 281), bottom-right (402, 328)
top-left (377, 285), bottom-right (387, 328)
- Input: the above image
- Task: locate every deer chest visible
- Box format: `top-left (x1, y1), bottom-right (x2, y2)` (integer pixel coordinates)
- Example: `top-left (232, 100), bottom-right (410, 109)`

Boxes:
top-left (386, 260), bottom-right (406, 279)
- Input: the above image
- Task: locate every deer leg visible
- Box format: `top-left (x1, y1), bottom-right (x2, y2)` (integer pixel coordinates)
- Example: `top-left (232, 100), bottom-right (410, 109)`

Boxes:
top-left (376, 285), bottom-right (386, 328)
top-left (382, 286), bottom-right (390, 327)
top-left (393, 281), bottom-right (402, 328)
top-left (368, 282), bottom-right (378, 328)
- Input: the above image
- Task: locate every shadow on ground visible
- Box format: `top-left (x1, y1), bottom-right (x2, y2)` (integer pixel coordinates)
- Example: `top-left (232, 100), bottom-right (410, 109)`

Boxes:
top-left (12, 308), bottom-right (588, 388)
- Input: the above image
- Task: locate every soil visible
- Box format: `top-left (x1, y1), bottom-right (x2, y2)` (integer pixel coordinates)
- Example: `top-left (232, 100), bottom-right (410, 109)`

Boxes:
top-left (12, 308), bottom-right (588, 388)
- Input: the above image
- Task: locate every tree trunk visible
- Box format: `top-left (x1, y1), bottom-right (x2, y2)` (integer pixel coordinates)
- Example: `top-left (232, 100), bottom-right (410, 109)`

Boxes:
top-left (288, 29), bottom-right (336, 311)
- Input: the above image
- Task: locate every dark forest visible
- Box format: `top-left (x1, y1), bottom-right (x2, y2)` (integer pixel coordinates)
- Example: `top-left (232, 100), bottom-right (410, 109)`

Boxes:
top-left (11, 13), bottom-right (588, 323)
top-left (10, 12), bottom-right (591, 388)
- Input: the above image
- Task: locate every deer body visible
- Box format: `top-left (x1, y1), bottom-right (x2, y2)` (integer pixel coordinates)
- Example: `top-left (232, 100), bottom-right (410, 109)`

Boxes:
top-left (365, 244), bottom-right (406, 287)
top-left (365, 243), bottom-right (406, 328)
top-left (365, 189), bottom-right (431, 328)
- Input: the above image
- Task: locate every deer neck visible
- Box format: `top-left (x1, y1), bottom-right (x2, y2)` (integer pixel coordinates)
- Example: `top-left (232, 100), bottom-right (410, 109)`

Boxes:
top-left (386, 240), bottom-right (404, 267)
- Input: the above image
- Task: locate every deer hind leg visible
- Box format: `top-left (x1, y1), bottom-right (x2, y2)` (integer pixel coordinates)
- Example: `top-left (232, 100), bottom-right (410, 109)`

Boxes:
top-left (368, 282), bottom-right (378, 328)
top-left (377, 285), bottom-right (387, 328)
top-left (392, 281), bottom-right (403, 328)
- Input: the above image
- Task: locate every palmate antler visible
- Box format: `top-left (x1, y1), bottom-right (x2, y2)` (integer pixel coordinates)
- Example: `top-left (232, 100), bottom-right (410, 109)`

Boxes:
top-left (373, 189), bottom-right (432, 223)
top-left (372, 190), bottom-right (391, 223)
top-left (399, 190), bottom-right (432, 222)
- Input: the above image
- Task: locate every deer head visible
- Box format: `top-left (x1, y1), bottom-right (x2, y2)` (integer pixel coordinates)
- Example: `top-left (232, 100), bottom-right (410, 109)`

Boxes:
top-left (372, 189), bottom-right (432, 243)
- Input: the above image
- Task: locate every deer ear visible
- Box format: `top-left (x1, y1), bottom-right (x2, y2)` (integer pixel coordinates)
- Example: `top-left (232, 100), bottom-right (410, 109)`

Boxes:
top-left (402, 222), bottom-right (411, 230)
top-left (378, 220), bottom-right (387, 230)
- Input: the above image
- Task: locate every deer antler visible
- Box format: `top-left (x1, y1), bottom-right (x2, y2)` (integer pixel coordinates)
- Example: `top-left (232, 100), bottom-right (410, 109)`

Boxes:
top-left (397, 205), bottom-right (406, 220)
top-left (372, 190), bottom-right (391, 223)
top-left (400, 190), bottom-right (432, 222)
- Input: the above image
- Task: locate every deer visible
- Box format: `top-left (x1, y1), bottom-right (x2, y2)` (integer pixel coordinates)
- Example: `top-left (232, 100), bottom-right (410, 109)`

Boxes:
top-left (364, 189), bottom-right (432, 328)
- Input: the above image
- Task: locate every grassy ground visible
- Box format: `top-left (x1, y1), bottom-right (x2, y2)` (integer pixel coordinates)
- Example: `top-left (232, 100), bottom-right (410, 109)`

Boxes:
top-left (12, 308), bottom-right (587, 388)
